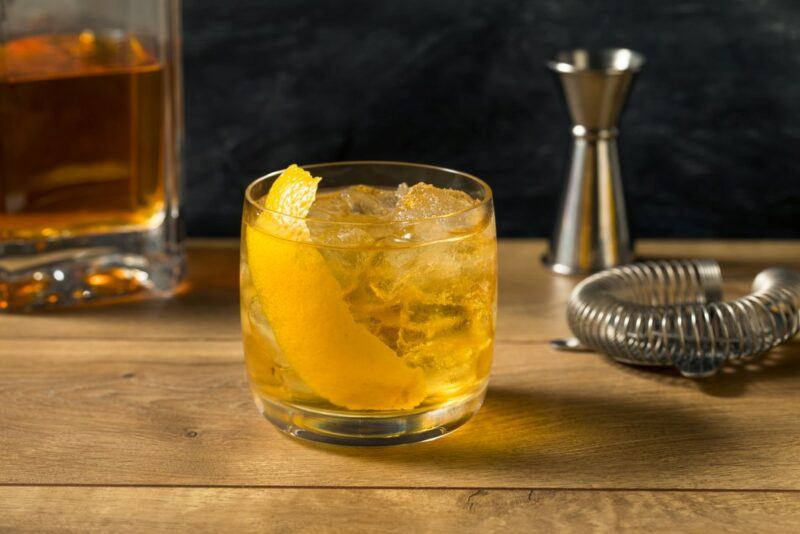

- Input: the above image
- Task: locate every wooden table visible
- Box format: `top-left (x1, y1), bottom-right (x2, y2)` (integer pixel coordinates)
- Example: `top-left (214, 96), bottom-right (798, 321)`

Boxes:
top-left (2, 240), bottom-right (800, 532)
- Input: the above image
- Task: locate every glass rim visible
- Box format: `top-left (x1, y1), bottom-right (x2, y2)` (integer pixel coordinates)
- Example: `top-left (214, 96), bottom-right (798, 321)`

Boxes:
top-left (244, 160), bottom-right (493, 227)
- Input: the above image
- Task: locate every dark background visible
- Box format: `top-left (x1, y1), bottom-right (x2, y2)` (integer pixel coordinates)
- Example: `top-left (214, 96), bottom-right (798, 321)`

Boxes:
top-left (183, 0), bottom-right (800, 239)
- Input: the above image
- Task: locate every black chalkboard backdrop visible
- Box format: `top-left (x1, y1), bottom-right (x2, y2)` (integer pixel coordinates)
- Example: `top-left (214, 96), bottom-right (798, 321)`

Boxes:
top-left (183, 0), bottom-right (800, 238)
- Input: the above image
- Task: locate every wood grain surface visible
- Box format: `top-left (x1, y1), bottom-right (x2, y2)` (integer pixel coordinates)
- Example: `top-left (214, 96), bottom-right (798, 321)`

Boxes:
top-left (2, 240), bottom-right (800, 532)
top-left (2, 488), bottom-right (799, 533)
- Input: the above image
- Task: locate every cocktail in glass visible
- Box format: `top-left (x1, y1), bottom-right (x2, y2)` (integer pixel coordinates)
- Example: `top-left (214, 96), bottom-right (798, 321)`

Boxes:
top-left (240, 162), bottom-right (496, 445)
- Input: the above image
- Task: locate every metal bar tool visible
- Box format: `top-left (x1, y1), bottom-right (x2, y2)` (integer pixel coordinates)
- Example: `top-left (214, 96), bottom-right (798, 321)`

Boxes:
top-left (543, 48), bottom-right (644, 274)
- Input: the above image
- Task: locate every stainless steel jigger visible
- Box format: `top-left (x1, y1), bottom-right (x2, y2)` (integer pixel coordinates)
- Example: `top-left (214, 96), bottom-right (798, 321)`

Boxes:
top-left (543, 48), bottom-right (644, 275)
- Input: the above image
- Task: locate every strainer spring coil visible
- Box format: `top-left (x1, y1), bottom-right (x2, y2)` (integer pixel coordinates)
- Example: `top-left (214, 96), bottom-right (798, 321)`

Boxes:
top-left (565, 260), bottom-right (800, 377)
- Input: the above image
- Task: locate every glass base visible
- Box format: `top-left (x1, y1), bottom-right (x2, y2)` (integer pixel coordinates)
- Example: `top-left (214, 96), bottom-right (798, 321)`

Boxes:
top-left (254, 385), bottom-right (487, 446)
top-left (0, 225), bottom-right (185, 312)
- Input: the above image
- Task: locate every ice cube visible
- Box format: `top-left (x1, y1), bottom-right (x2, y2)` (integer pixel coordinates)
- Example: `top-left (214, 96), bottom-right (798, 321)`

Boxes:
top-left (247, 297), bottom-right (316, 397)
top-left (307, 222), bottom-right (379, 248)
top-left (308, 185), bottom-right (400, 221)
top-left (309, 185), bottom-right (411, 245)
top-left (248, 297), bottom-right (288, 368)
top-left (344, 185), bottom-right (400, 216)
top-left (393, 183), bottom-right (478, 221)
top-left (395, 182), bottom-right (410, 201)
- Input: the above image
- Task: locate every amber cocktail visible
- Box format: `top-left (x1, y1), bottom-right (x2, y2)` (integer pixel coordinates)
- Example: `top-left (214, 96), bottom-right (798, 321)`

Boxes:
top-left (241, 162), bottom-right (496, 445)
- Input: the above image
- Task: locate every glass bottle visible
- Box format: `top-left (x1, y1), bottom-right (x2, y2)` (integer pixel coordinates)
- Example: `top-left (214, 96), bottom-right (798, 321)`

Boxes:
top-left (0, 0), bottom-right (184, 311)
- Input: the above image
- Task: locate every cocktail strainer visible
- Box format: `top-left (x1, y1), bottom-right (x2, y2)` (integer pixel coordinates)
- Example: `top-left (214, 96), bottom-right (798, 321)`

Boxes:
top-left (553, 260), bottom-right (800, 377)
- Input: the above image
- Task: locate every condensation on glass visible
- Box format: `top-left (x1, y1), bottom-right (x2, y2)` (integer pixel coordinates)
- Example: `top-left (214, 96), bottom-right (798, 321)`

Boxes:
top-left (0, 0), bottom-right (184, 311)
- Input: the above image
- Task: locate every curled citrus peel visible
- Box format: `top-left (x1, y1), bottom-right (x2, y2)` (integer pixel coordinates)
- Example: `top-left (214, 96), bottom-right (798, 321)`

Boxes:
top-left (246, 164), bottom-right (426, 410)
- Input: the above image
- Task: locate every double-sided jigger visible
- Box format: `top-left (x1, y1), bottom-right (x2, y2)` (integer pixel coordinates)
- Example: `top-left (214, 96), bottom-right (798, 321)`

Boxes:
top-left (543, 48), bottom-right (644, 274)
